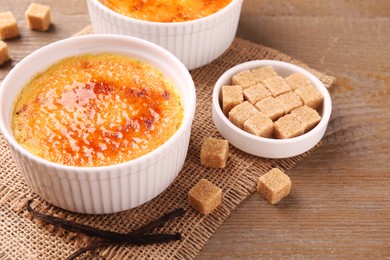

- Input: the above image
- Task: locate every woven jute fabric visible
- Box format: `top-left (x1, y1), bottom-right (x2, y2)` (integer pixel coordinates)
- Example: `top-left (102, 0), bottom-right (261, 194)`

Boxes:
top-left (0, 26), bottom-right (335, 259)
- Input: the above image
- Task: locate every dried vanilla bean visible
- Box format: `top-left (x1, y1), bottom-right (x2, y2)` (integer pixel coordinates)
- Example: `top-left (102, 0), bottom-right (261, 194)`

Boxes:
top-left (27, 200), bottom-right (183, 243)
top-left (66, 241), bottom-right (110, 260)
top-left (66, 233), bottom-right (181, 260)
top-left (130, 207), bottom-right (185, 235)
top-left (27, 200), bottom-right (184, 259)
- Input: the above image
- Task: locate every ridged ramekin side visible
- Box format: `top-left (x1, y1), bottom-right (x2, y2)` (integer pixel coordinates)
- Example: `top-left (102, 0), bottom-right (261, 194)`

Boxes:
top-left (7, 123), bottom-right (191, 214)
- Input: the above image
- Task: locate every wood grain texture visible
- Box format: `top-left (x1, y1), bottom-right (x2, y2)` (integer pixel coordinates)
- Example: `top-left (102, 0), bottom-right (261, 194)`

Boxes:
top-left (1, 0), bottom-right (389, 258)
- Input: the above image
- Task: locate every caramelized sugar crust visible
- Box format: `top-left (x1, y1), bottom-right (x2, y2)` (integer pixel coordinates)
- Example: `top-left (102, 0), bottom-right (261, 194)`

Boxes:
top-left (100, 0), bottom-right (232, 22)
top-left (13, 53), bottom-right (183, 167)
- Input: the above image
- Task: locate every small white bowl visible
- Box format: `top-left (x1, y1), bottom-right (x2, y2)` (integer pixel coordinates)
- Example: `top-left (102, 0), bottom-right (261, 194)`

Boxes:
top-left (87, 0), bottom-right (243, 70)
top-left (212, 60), bottom-right (332, 159)
top-left (0, 34), bottom-right (196, 214)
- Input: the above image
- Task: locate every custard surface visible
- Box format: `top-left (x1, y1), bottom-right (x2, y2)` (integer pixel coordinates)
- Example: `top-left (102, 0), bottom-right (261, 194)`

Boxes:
top-left (13, 53), bottom-right (183, 167)
top-left (99, 0), bottom-right (232, 22)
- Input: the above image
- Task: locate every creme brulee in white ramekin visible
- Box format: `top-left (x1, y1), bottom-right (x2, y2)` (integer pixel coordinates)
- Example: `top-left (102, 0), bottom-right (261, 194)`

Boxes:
top-left (0, 35), bottom-right (196, 214)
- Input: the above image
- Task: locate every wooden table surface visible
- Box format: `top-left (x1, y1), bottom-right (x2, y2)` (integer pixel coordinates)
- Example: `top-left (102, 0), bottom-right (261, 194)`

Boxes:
top-left (1, 0), bottom-right (389, 258)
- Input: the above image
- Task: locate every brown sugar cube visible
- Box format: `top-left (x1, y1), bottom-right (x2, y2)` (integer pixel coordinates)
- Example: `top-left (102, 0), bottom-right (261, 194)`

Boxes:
top-left (294, 84), bottom-right (324, 110)
top-left (0, 41), bottom-right (10, 65)
top-left (0, 12), bottom-right (19, 40)
top-left (222, 85), bottom-right (243, 115)
top-left (251, 66), bottom-right (278, 81)
top-left (274, 114), bottom-right (305, 139)
top-left (254, 96), bottom-right (284, 121)
top-left (232, 70), bottom-right (258, 88)
top-left (257, 168), bottom-right (291, 205)
top-left (291, 105), bottom-right (321, 132)
top-left (243, 112), bottom-right (274, 138)
top-left (25, 3), bottom-right (52, 31)
top-left (275, 91), bottom-right (303, 114)
top-left (188, 179), bottom-right (222, 215)
top-left (200, 138), bottom-right (229, 168)
top-left (285, 72), bottom-right (312, 91)
top-left (262, 76), bottom-right (291, 97)
top-left (228, 101), bottom-right (259, 129)
top-left (243, 83), bottom-right (271, 105)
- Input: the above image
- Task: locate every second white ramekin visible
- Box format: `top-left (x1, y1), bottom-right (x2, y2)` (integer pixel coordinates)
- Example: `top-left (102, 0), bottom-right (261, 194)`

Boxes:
top-left (87, 0), bottom-right (243, 70)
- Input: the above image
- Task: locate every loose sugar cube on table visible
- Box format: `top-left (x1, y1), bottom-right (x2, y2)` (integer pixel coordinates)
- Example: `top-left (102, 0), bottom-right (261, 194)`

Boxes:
top-left (285, 72), bottom-right (312, 90)
top-left (200, 138), bottom-right (229, 169)
top-left (25, 3), bottom-right (52, 31)
top-left (254, 96), bottom-right (284, 121)
top-left (291, 105), bottom-right (321, 132)
top-left (222, 85), bottom-right (243, 115)
top-left (243, 112), bottom-right (274, 138)
top-left (257, 168), bottom-right (292, 205)
top-left (0, 12), bottom-right (19, 40)
top-left (275, 91), bottom-right (303, 114)
top-left (263, 76), bottom-right (291, 97)
top-left (188, 179), bottom-right (222, 215)
top-left (228, 101), bottom-right (258, 129)
top-left (294, 84), bottom-right (324, 110)
top-left (0, 41), bottom-right (10, 65)
top-left (274, 114), bottom-right (305, 139)
top-left (251, 66), bottom-right (278, 82)
top-left (243, 83), bottom-right (271, 105)
top-left (232, 70), bottom-right (258, 88)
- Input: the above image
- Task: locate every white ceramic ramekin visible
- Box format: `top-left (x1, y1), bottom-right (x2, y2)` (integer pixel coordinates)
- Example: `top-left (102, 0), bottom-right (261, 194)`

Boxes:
top-left (0, 35), bottom-right (196, 214)
top-left (212, 60), bottom-right (332, 159)
top-left (87, 0), bottom-right (243, 70)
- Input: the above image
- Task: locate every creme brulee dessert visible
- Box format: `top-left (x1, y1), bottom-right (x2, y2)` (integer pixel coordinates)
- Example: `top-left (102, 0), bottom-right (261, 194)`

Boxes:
top-left (99, 0), bottom-right (232, 22)
top-left (12, 53), bottom-right (183, 167)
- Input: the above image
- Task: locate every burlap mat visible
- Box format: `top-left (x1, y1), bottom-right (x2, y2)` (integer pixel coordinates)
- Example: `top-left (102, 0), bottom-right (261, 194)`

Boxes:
top-left (0, 26), bottom-right (335, 259)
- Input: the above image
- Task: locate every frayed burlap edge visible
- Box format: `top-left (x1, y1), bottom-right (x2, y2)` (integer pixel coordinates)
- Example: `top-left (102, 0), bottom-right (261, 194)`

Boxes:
top-left (0, 25), bottom-right (335, 260)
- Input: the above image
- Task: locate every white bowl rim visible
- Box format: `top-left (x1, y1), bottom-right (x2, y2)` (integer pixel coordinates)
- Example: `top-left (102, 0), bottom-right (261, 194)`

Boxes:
top-left (89, 0), bottom-right (243, 27)
top-left (212, 60), bottom-right (332, 145)
top-left (0, 34), bottom-right (196, 174)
